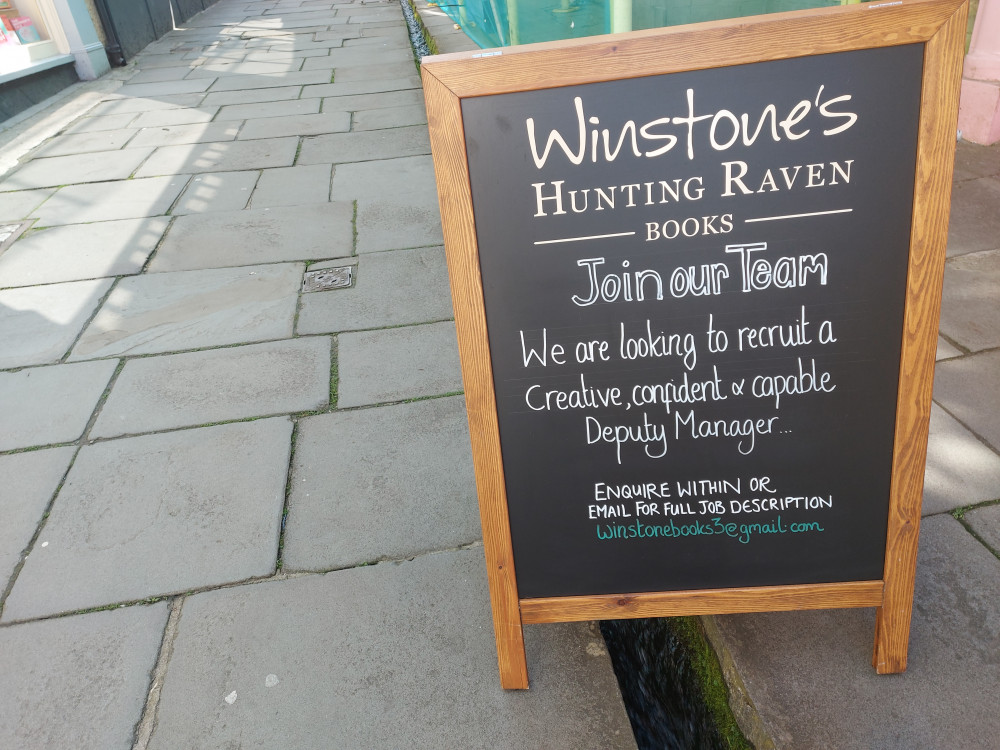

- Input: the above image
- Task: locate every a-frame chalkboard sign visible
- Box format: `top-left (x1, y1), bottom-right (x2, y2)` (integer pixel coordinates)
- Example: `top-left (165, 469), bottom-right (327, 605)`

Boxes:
top-left (421, 0), bottom-right (968, 689)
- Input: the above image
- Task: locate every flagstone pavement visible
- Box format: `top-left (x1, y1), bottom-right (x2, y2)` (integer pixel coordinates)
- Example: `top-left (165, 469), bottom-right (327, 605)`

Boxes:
top-left (0, 2), bottom-right (633, 748)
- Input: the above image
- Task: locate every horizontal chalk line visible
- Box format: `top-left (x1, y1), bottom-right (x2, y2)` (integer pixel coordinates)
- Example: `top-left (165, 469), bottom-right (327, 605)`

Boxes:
top-left (745, 208), bottom-right (853, 223)
top-left (534, 231), bottom-right (636, 246)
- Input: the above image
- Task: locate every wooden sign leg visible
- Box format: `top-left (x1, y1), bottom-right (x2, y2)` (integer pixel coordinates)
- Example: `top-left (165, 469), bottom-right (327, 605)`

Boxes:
top-left (873, 0), bottom-right (967, 675)
top-left (872, 594), bottom-right (914, 674)
top-left (495, 613), bottom-right (529, 690)
top-left (485, 551), bottom-right (529, 688)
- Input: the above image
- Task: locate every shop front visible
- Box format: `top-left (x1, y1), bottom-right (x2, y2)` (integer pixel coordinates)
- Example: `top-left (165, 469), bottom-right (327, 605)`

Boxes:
top-left (1, 0), bottom-right (108, 121)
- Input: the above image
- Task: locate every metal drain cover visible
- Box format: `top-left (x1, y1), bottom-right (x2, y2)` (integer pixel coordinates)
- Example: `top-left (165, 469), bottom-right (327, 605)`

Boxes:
top-left (302, 265), bottom-right (355, 292)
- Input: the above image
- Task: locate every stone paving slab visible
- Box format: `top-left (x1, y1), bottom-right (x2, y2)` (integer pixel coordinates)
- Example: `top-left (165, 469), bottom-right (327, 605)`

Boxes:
top-left (186, 60), bottom-right (303, 79)
top-left (32, 129), bottom-right (137, 158)
top-left (353, 19), bottom-right (408, 32)
top-left (338, 321), bottom-right (461, 407)
top-left (128, 121), bottom-right (243, 148)
top-left (2, 418), bottom-right (292, 622)
top-left (352, 23), bottom-right (410, 40)
top-left (240, 24), bottom-right (330, 37)
top-left (356, 192), bottom-right (443, 252)
top-left (237, 110), bottom-right (351, 139)
top-left (343, 34), bottom-right (393, 47)
top-left (206, 69), bottom-right (334, 91)
top-left (923, 403), bottom-right (1000, 515)
top-left (30, 176), bottom-right (188, 227)
top-left (964, 504), bottom-right (1000, 553)
top-left (130, 107), bottom-right (220, 128)
top-left (132, 52), bottom-right (205, 68)
top-left (344, 4), bottom-right (402, 19)
top-left (319, 87), bottom-right (423, 112)
top-left (939, 248), bottom-right (1000, 352)
top-left (0, 218), bottom-right (168, 287)
top-left (0, 360), bottom-right (118, 451)
top-left (283, 396), bottom-right (476, 570)
top-left (255, 12), bottom-right (330, 27)
top-left (243, 37), bottom-right (340, 52)
top-left (149, 203), bottom-right (351, 272)
top-left (244, 48), bottom-right (336, 62)
top-left (134, 68), bottom-right (209, 86)
top-left (215, 97), bottom-right (320, 121)
top-left (316, 31), bottom-right (358, 44)
top-left (91, 337), bottom-right (331, 439)
top-left (0, 280), bottom-right (113, 369)
top-left (134, 137), bottom-right (299, 177)
top-left (302, 76), bottom-right (422, 99)
top-left (352, 102), bottom-right (427, 130)
top-left (298, 124), bottom-right (430, 164)
top-left (301, 47), bottom-right (414, 69)
top-left (115, 78), bottom-right (216, 98)
top-left (415, 1), bottom-right (462, 31)
top-left (70, 263), bottom-right (302, 360)
top-left (256, 8), bottom-right (339, 21)
top-left (250, 164), bottom-right (332, 206)
top-left (201, 85), bottom-right (302, 106)
top-left (0, 446), bottom-right (75, 586)
top-left (946, 177), bottom-right (1000, 256)
top-left (0, 148), bottom-right (155, 191)
top-left (934, 349), bottom-right (1000, 452)
top-left (148, 549), bottom-right (635, 750)
top-left (326, 150), bottom-right (433, 199)
top-left (172, 170), bottom-right (259, 214)
top-left (420, 25), bottom-right (478, 55)
top-left (87, 93), bottom-right (207, 116)
top-left (334, 61), bottom-right (418, 83)
top-left (62, 113), bottom-right (140, 134)
top-left (0, 603), bottom-right (169, 750)
top-left (953, 140), bottom-right (1000, 181)
top-left (706, 516), bottom-right (1000, 750)
top-left (297, 246), bottom-right (452, 333)
top-left (0, 187), bottom-right (54, 219)
top-left (936, 335), bottom-right (962, 360)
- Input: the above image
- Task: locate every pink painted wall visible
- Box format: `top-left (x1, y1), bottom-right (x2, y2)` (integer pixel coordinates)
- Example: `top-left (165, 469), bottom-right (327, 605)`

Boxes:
top-left (959, 0), bottom-right (1000, 144)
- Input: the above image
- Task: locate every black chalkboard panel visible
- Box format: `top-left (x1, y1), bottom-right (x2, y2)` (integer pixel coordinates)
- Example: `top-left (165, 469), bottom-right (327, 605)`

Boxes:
top-left (461, 44), bottom-right (924, 599)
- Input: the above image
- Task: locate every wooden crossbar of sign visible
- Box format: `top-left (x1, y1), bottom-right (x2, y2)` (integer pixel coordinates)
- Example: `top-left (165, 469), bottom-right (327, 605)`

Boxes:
top-left (421, 0), bottom-right (968, 689)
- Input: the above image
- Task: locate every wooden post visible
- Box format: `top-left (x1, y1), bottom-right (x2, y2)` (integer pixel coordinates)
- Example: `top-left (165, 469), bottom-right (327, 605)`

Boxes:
top-left (422, 65), bottom-right (529, 689)
top-left (873, 0), bottom-right (968, 674)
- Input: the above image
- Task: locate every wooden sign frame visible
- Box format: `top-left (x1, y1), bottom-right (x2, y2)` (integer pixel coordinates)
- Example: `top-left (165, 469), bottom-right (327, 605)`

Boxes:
top-left (421, 0), bottom-right (968, 689)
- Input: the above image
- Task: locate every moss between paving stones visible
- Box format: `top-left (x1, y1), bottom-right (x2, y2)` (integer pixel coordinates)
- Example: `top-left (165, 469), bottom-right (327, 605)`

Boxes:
top-left (699, 616), bottom-right (776, 750)
top-left (602, 615), bottom-right (757, 749)
top-left (673, 617), bottom-right (755, 750)
top-left (952, 498), bottom-right (1000, 561)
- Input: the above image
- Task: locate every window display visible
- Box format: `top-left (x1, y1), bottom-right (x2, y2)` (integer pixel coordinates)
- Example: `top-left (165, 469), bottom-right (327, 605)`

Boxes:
top-left (1, 2), bottom-right (49, 46)
top-left (8, 16), bottom-right (41, 43)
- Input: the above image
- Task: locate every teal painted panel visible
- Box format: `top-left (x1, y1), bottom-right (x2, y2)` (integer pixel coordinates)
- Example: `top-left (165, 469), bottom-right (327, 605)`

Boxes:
top-left (438, 0), bottom-right (847, 48)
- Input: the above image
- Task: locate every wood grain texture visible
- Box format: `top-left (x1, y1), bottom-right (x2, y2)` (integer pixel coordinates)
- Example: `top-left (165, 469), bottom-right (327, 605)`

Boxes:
top-left (520, 581), bottom-right (884, 624)
top-left (421, 0), bottom-right (967, 98)
top-left (422, 67), bottom-right (529, 690)
top-left (873, 0), bottom-right (968, 675)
